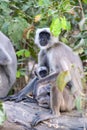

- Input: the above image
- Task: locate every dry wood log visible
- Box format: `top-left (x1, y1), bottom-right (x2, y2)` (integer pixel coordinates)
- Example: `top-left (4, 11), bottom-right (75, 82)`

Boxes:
top-left (1, 101), bottom-right (87, 130)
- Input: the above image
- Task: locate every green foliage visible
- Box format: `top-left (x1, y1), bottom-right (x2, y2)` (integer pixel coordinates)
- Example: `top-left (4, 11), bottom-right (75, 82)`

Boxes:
top-left (16, 49), bottom-right (30, 78)
top-left (50, 18), bottom-right (61, 36)
top-left (0, 101), bottom-right (6, 125)
top-left (83, 0), bottom-right (87, 4)
top-left (16, 49), bottom-right (30, 58)
top-left (16, 69), bottom-right (26, 78)
top-left (50, 17), bottom-right (71, 36)
top-left (8, 17), bottom-right (29, 46)
top-left (38, 0), bottom-right (50, 7)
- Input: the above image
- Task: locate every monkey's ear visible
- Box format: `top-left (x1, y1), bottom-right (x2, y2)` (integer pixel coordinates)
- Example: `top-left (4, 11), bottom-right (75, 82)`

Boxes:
top-left (0, 48), bottom-right (12, 65)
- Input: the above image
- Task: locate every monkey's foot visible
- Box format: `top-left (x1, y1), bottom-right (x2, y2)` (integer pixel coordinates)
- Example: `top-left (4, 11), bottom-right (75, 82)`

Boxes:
top-left (3, 94), bottom-right (36, 103)
top-left (31, 112), bottom-right (57, 126)
top-left (48, 118), bottom-right (59, 128)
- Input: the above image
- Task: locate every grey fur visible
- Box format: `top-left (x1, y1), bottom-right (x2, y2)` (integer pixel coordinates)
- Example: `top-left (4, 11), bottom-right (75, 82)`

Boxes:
top-left (0, 31), bottom-right (17, 98)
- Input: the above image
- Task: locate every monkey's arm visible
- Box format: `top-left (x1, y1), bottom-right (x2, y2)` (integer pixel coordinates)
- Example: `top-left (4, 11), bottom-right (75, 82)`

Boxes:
top-left (36, 84), bottom-right (50, 108)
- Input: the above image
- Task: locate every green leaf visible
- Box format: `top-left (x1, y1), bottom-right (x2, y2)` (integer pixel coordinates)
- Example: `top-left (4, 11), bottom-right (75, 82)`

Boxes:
top-left (0, 1), bottom-right (9, 11)
top-left (1, 22), bottom-right (10, 34)
top-left (38, 0), bottom-right (50, 6)
top-left (50, 18), bottom-right (61, 36)
top-left (56, 70), bottom-right (71, 92)
top-left (61, 37), bottom-right (68, 44)
top-left (50, 17), bottom-right (71, 36)
top-left (66, 21), bottom-right (71, 31)
top-left (22, 5), bottom-right (29, 11)
top-left (74, 47), bottom-right (84, 55)
top-left (61, 17), bottom-right (67, 30)
top-left (75, 96), bottom-right (82, 111)
top-left (0, 0), bottom-right (9, 2)
top-left (16, 50), bottom-right (25, 57)
top-left (0, 101), bottom-right (6, 125)
top-left (20, 70), bottom-right (26, 76)
top-left (16, 71), bottom-right (21, 78)
top-left (74, 39), bottom-right (85, 49)
top-left (24, 50), bottom-right (30, 57)
top-left (8, 17), bottom-right (29, 45)
top-left (16, 49), bottom-right (30, 58)
top-left (61, 17), bottom-right (71, 30)
top-left (83, 0), bottom-right (87, 4)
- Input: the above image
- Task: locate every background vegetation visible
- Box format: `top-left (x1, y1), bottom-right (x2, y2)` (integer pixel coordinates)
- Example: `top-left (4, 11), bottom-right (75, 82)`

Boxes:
top-left (0, 0), bottom-right (87, 91)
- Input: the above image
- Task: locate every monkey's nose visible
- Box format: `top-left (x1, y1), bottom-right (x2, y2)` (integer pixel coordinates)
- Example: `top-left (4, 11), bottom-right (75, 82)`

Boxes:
top-left (40, 39), bottom-right (47, 46)
top-left (41, 38), bottom-right (46, 42)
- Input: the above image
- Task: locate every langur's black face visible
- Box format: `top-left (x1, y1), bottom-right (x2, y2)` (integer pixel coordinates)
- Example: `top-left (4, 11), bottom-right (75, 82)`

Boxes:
top-left (39, 31), bottom-right (50, 46)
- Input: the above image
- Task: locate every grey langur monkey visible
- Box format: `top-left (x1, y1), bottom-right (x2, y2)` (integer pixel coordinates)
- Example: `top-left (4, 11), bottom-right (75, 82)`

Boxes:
top-left (0, 31), bottom-right (17, 98)
top-left (31, 27), bottom-right (84, 126)
top-left (4, 27), bottom-right (84, 118)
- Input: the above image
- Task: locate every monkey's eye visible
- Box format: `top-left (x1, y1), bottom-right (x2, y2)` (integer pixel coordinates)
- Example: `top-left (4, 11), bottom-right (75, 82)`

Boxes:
top-left (39, 31), bottom-right (50, 40)
top-left (39, 33), bottom-right (43, 37)
top-left (46, 33), bottom-right (50, 39)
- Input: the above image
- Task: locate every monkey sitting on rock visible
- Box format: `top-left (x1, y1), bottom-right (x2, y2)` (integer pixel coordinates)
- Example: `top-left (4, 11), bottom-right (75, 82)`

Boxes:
top-left (31, 28), bottom-right (84, 126)
top-left (4, 28), bottom-right (84, 126)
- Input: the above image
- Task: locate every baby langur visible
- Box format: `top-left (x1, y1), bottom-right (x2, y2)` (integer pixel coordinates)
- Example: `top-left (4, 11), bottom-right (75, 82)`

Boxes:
top-left (4, 60), bottom-right (49, 103)
top-left (31, 28), bottom-right (84, 126)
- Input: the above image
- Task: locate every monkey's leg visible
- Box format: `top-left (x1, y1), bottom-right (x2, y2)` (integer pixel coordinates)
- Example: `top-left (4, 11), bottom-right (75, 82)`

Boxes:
top-left (31, 112), bottom-right (58, 127)
top-left (36, 84), bottom-right (50, 108)
top-left (31, 73), bottom-right (62, 126)
top-left (31, 85), bottom-right (61, 126)
top-left (37, 94), bottom-right (50, 108)
top-left (3, 77), bottom-right (39, 102)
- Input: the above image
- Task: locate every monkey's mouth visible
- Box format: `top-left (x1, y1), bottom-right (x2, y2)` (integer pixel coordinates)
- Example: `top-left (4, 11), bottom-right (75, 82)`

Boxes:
top-left (40, 40), bottom-right (48, 46)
